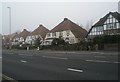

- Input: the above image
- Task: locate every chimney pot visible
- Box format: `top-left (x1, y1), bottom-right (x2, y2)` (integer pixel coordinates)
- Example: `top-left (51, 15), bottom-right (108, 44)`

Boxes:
top-left (64, 18), bottom-right (68, 21)
top-left (23, 29), bottom-right (26, 31)
top-left (39, 24), bottom-right (42, 27)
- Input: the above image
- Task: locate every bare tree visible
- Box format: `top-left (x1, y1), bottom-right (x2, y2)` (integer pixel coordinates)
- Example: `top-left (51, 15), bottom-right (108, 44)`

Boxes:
top-left (85, 19), bottom-right (93, 32)
top-left (85, 20), bottom-right (90, 31)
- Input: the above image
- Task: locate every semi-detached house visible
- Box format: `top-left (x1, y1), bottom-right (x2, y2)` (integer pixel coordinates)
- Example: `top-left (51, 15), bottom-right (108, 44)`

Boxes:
top-left (25, 24), bottom-right (49, 45)
top-left (12, 29), bottom-right (30, 45)
top-left (45, 18), bottom-right (87, 45)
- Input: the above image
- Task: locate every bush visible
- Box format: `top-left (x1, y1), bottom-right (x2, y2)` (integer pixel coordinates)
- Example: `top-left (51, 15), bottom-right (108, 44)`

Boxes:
top-left (103, 35), bottom-right (119, 44)
top-left (51, 38), bottom-right (66, 46)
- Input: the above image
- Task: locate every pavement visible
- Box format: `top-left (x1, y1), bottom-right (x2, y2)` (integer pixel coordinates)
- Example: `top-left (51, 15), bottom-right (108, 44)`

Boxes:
top-left (2, 50), bottom-right (119, 80)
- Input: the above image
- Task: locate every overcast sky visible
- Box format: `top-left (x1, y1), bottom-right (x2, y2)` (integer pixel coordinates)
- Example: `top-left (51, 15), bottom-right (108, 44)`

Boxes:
top-left (1, 1), bottom-right (119, 35)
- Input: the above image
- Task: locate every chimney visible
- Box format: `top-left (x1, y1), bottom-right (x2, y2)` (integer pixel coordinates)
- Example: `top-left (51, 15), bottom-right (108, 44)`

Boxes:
top-left (39, 24), bottom-right (43, 27)
top-left (64, 18), bottom-right (68, 21)
top-left (23, 29), bottom-right (26, 31)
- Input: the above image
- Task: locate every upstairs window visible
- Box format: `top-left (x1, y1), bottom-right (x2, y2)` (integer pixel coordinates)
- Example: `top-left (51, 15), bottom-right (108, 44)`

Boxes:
top-left (59, 31), bottom-right (63, 36)
top-left (47, 33), bottom-right (51, 37)
top-left (52, 32), bottom-right (56, 37)
top-left (66, 30), bottom-right (70, 36)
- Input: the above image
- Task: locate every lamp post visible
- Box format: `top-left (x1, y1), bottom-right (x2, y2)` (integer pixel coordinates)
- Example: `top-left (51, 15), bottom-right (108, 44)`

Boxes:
top-left (7, 7), bottom-right (11, 49)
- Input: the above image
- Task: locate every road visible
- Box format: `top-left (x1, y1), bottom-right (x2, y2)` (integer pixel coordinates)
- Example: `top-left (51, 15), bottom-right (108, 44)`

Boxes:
top-left (2, 50), bottom-right (119, 80)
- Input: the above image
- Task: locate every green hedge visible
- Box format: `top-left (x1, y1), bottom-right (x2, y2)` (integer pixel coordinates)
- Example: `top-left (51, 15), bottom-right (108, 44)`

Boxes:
top-left (93, 35), bottom-right (120, 44)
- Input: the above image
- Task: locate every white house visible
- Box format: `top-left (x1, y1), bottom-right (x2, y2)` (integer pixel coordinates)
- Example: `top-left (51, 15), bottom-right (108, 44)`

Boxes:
top-left (45, 18), bottom-right (87, 45)
top-left (25, 24), bottom-right (49, 45)
top-left (3, 32), bottom-right (19, 46)
top-left (12, 29), bottom-right (30, 45)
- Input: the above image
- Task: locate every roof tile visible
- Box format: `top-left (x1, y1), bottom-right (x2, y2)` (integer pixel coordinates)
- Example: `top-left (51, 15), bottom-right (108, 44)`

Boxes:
top-left (50, 18), bottom-right (87, 38)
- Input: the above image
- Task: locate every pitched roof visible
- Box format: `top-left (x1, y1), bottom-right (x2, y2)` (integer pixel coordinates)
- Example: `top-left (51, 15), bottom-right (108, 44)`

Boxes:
top-left (50, 18), bottom-right (87, 38)
top-left (111, 12), bottom-right (120, 22)
top-left (12, 32), bottom-right (19, 40)
top-left (87, 12), bottom-right (120, 37)
top-left (3, 32), bottom-right (18, 41)
top-left (19, 29), bottom-right (30, 39)
top-left (93, 12), bottom-right (120, 27)
top-left (30, 25), bottom-right (49, 39)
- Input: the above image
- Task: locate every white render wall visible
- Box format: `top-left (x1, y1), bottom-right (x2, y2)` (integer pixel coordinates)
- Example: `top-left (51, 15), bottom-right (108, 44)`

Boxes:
top-left (25, 35), bottom-right (44, 45)
top-left (45, 30), bottom-right (79, 44)
top-left (45, 30), bottom-right (75, 39)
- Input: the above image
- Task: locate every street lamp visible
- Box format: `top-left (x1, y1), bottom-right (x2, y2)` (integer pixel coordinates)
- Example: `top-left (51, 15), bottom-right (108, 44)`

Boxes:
top-left (7, 7), bottom-right (11, 49)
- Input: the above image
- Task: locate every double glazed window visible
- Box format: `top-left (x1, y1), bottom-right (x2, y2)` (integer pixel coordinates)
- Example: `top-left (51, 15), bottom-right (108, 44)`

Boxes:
top-left (89, 14), bottom-right (119, 36)
top-left (105, 15), bottom-right (118, 30)
top-left (52, 32), bottom-right (56, 37)
top-left (89, 26), bottom-right (103, 35)
top-left (66, 30), bottom-right (70, 36)
top-left (47, 33), bottom-right (51, 37)
top-left (59, 32), bottom-right (63, 36)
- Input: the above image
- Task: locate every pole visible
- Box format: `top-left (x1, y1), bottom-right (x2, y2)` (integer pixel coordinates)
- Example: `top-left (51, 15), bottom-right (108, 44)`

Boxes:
top-left (7, 7), bottom-right (11, 49)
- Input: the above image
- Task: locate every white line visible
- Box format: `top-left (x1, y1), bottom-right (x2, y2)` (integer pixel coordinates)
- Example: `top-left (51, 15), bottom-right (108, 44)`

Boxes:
top-left (0, 57), bottom-right (2, 59)
top-left (94, 56), bottom-right (106, 58)
top-left (19, 54), bottom-right (33, 56)
top-left (2, 74), bottom-right (18, 82)
top-left (86, 60), bottom-right (119, 64)
top-left (20, 60), bottom-right (27, 63)
top-left (91, 52), bottom-right (100, 53)
top-left (42, 56), bottom-right (68, 60)
top-left (113, 62), bottom-right (120, 64)
top-left (67, 68), bottom-right (83, 73)
top-left (86, 60), bottom-right (110, 63)
top-left (49, 52), bottom-right (76, 54)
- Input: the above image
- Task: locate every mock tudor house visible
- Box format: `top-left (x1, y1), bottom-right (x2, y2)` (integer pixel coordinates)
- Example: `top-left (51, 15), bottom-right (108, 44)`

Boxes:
top-left (12, 29), bottom-right (30, 45)
top-left (87, 12), bottom-right (120, 38)
top-left (25, 24), bottom-right (49, 45)
top-left (45, 18), bottom-right (87, 45)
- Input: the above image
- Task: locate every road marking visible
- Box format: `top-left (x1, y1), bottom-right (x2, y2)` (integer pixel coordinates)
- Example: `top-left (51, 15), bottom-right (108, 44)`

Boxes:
top-left (19, 54), bottom-right (33, 56)
top-left (19, 54), bottom-right (26, 55)
top-left (20, 60), bottom-right (27, 63)
top-left (86, 60), bottom-right (120, 64)
top-left (94, 56), bottom-right (106, 58)
top-left (91, 52), bottom-right (100, 53)
top-left (86, 60), bottom-right (109, 63)
top-left (113, 62), bottom-right (120, 64)
top-left (9, 53), bottom-right (14, 54)
top-left (42, 56), bottom-right (68, 60)
top-left (49, 52), bottom-right (76, 54)
top-left (0, 57), bottom-right (2, 59)
top-left (2, 74), bottom-right (18, 82)
top-left (67, 68), bottom-right (83, 73)
top-left (91, 52), bottom-right (105, 54)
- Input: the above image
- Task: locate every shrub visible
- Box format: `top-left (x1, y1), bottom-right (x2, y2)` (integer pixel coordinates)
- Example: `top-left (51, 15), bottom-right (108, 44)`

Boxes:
top-left (51, 38), bottom-right (66, 46)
